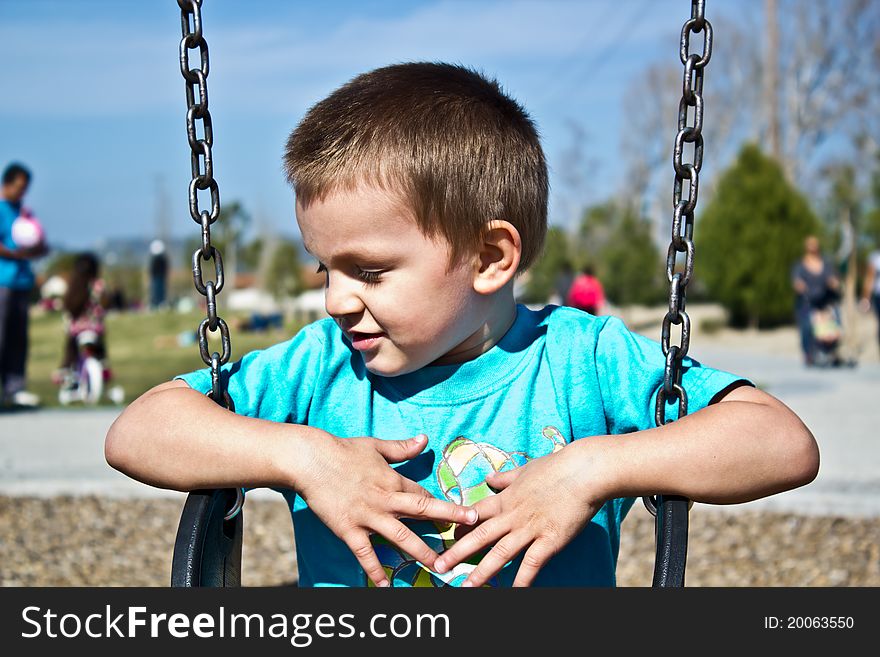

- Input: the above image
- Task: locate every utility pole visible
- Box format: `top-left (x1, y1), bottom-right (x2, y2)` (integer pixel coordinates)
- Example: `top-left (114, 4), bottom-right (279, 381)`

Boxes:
top-left (764, 0), bottom-right (782, 165)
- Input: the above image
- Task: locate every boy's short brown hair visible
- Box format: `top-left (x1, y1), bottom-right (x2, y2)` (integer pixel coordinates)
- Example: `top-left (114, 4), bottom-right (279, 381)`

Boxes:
top-left (284, 62), bottom-right (548, 272)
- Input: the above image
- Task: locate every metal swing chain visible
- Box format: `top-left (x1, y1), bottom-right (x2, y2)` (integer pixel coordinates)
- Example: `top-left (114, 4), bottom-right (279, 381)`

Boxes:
top-left (177, 0), bottom-right (243, 522)
top-left (643, 0), bottom-right (712, 517)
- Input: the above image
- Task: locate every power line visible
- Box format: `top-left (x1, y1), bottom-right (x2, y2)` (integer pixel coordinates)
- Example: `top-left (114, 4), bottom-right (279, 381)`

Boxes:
top-left (542, 0), bottom-right (653, 105)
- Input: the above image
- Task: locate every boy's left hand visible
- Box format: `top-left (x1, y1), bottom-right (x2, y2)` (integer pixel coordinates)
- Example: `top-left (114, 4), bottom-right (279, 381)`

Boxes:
top-left (433, 441), bottom-right (608, 587)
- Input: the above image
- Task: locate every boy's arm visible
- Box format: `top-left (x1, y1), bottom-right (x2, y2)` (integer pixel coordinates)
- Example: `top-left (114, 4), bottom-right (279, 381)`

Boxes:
top-left (105, 380), bottom-right (477, 586)
top-left (588, 384), bottom-right (819, 504)
top-left (434, 384), bottom-right (818, 586)
top-left (104, 379), bottom-right (320, 492)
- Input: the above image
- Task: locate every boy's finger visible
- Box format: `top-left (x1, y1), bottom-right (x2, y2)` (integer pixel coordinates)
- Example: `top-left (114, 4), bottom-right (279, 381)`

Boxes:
top-left (372, 434), bottom-right (428, 464)
top-left (433, 517), bottom-right (506, 574)
top-left (461, 534), bottom-right (528, 588)
top-left (485, 468), bottom-right (520, 491)
top-left (398, 477), bottom-right (434, 498)
top-left (470, 493), bottom-right (503, 521)
top-left (511, 540), bottom-right (555, 587)
top-left (388, 491), bottom-right (478, 525)
top-left (344, 533), bottom-right (390, 588)
top-left (396, 479), bottom-right (479, 524)
top-left (373, 518), bottom-right (441, 569)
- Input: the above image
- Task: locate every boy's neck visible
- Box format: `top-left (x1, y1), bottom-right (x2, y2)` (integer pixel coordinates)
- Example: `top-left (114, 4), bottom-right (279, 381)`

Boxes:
top-left (429, 298), bottom-right (518, 367)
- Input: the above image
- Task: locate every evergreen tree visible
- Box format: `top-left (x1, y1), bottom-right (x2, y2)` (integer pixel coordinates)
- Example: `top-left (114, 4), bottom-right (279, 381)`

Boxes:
top-left (522, 226), bottom-right (570, 303)
top-left (599, 206), bottom-right (664, 305)
top-left (696, 144), bottom-right (821, 327)
top-left (575, 201), bottom-right (664, 306)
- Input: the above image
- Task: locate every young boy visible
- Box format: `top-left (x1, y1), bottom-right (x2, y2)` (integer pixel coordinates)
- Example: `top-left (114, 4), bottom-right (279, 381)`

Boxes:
top-left (106, 63), bottom-right (819, 588)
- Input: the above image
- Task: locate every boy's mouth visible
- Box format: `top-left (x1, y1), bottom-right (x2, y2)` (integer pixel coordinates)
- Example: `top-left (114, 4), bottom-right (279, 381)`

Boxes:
top-left (349, 331), bottom-right (385, 351)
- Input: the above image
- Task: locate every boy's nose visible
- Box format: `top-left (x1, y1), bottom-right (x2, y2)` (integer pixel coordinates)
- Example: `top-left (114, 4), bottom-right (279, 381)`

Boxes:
top-left (323, 274), bottom-right (365, 319)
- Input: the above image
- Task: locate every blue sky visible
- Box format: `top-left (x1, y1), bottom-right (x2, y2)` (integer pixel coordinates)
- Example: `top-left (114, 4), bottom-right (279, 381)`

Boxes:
top-left (0, 0), bottom-right (755, 250)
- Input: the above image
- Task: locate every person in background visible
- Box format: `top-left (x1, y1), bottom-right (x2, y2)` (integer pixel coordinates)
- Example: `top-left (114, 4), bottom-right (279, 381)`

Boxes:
top-left (565, 264), bottom-right (605, 315)
top-left (791, 235), bottom-right (840, 367)
top-left (149, 239), bottom-right (169, 310)
top-left (860, 244), bottom-right (880, 353)
top-left (0, 163), bottom-right (47, 407)
top-left (60, 253), bottom-right (108, 371)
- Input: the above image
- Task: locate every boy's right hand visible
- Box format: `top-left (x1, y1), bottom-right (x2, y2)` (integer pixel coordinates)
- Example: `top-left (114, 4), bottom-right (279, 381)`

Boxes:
top-left (293, 432), bottom-right (477, 587)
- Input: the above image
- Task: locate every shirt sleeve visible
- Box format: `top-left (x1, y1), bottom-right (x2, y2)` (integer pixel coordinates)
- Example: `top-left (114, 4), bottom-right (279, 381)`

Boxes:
top-left (175, 322), bottom-right (326, 425)
top-left (595, 316), bottom-right (752, 435)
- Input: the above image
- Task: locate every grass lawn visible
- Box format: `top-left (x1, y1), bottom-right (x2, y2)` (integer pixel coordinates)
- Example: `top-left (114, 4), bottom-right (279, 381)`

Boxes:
top-left (26, 308), bottom-right (305, 408)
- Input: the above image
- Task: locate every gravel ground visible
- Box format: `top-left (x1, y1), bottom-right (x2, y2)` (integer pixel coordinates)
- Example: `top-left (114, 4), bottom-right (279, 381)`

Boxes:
top-left (1, 496), bottom-right (877, 586)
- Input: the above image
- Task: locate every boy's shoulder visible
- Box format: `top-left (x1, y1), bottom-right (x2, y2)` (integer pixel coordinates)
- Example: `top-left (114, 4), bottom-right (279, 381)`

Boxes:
top-left (537, 303), bottom-right (608, 328)
top-left (191, 317), bottom-right (341, 378)
top-left (299, 316), bottom-right (339, 343)
top-left (533, 303), bottom-right (613, 349)
top-left (264, 316), bottom-right (338, 349)
top-left (253, 316), bottom-right (341, 365)
top-left (535, 305), bottom-right (660, 381)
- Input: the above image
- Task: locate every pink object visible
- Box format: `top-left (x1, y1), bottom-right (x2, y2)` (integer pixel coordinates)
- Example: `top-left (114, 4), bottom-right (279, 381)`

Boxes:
top-left (11, 209), bottom-right (45, 248)
top-left (566, 274), bottom-right (605, 313)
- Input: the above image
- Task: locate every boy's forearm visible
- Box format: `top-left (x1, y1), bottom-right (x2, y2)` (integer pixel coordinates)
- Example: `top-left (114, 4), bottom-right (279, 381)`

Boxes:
top-left (104, 381), bottom-right (327, 493)
top-left (581, 387), bottom-right (819, 505)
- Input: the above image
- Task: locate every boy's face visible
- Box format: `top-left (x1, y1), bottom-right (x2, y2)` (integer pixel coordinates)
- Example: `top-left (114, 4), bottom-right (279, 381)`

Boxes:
top-left (296, 184), bottom-right (486, 377)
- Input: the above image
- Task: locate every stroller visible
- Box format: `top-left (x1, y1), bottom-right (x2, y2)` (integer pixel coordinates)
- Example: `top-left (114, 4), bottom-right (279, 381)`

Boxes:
top-left (809, 303), bottom-right (855, 368)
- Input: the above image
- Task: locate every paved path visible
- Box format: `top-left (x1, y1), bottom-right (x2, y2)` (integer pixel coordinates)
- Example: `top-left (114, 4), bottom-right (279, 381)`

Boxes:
top-left (1, 346), bottom-right (879, 517)
top-left (0, 409), bottom-right (176, 498)
top-left (687, 345), bottom-right (880, 518)
top-left (0, 408), bottom-right (277, 503)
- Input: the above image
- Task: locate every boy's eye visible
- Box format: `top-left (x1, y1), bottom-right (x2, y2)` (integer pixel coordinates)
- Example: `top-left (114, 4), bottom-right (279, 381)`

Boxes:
top-left (315, 262), bottom-right (383, 286)
top-left (357, 268), bottom-right (383, 286)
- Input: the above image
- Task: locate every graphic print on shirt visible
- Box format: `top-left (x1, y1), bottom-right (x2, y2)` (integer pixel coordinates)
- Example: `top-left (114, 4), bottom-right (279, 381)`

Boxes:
top-left (369, 426), bottom-right (567, 587)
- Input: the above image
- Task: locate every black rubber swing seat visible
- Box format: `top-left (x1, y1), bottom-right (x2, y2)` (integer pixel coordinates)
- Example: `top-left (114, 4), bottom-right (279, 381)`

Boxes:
top-left (650, 495), bottom-right (689, 587)
top-left (171, 488), bottom-right (243, 587)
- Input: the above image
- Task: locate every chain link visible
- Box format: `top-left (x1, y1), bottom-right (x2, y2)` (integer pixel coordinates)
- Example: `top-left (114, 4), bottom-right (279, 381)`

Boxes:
top-left (178, 0), bottom-right (242, 522)
top-left (645, 0), bottom-right (711, 517)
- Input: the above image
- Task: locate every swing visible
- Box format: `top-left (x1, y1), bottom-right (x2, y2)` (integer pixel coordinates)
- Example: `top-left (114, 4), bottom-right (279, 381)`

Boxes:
top-left (170, 0), bottom-right (712, 588)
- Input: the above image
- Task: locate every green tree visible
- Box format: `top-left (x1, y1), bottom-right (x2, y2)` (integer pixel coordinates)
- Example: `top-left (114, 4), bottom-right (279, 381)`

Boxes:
top-left (601, 208), bottom-right (664, 305)
top-left (522, 226), bottom-right (570, 303)
top-left (264, 238), bottom-right (303, 300)
top-left (238, 237), bottom-right (264, 273)
top-left (696, 144), bottom-right (822, 327)
top-left (574, 201), bottom-right (615, 271)
top-left (575, 201), bottom-right (664, 306)
top-left (864, 151), bottom-right (880, 249)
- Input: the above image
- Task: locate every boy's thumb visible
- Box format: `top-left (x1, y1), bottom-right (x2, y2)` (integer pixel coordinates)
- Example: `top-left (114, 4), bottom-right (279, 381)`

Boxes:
top-left (375, 434), bottom-right (428, 463)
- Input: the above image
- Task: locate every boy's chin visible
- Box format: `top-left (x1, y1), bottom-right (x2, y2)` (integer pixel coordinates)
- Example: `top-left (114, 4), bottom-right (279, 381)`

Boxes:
top-left (362, 353), bottom-right (422, 378)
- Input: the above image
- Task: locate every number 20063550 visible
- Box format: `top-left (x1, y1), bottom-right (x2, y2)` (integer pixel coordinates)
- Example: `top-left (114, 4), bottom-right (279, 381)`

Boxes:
top-left (764, 617), bottom-right (854, 630)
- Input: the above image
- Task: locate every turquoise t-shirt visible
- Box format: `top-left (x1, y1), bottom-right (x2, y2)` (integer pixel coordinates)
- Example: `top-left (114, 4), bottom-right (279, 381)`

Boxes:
top-left (0, 200), bottom-right (35, 289)
top-left (177, 304), bottom-right (748, 587)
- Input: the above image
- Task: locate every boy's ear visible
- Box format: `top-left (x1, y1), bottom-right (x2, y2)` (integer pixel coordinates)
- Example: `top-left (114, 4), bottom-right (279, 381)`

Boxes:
top-left (472, 220), bottom-right (522, 295)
